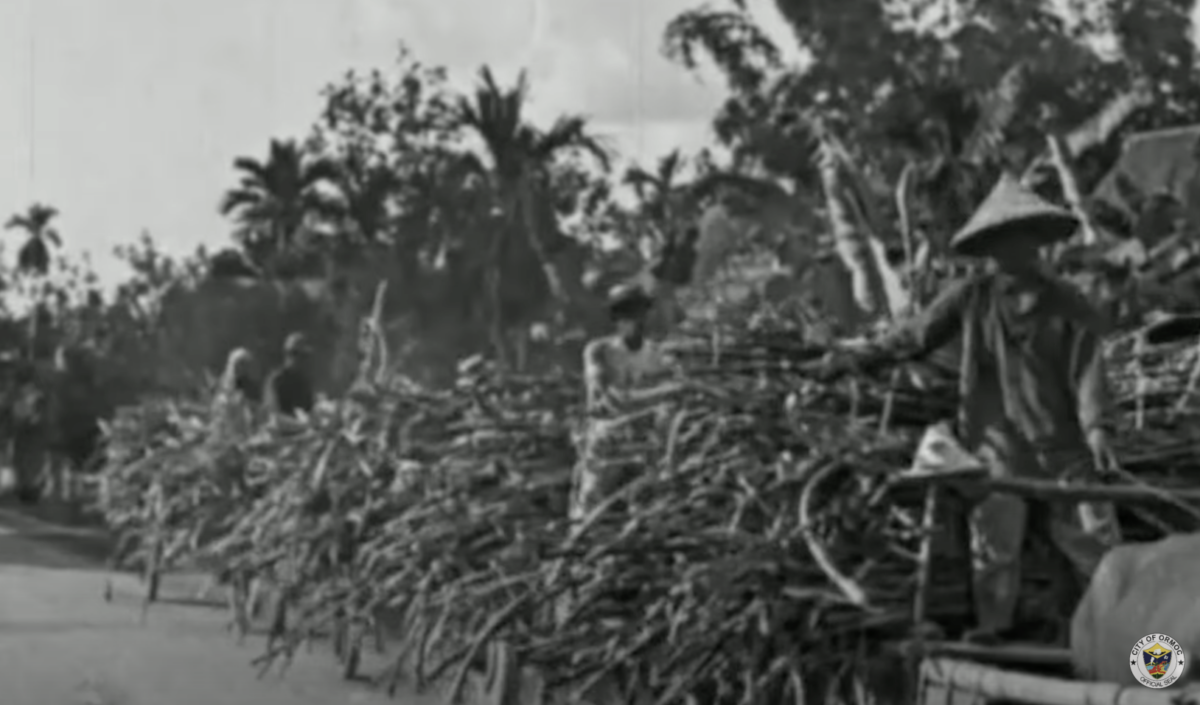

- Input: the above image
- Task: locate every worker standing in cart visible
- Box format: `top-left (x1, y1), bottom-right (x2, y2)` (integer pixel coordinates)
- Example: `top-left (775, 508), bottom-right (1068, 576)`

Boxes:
top-left (820, 174), bottom-right (1122, 644)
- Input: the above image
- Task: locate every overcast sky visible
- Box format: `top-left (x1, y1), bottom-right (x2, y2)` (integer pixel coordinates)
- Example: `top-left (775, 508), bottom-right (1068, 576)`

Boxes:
top-left (0, 0), bottom-right (797, 285)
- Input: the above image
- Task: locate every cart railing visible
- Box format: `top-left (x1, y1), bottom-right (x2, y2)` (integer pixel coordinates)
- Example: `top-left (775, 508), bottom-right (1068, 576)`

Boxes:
top-left (918, 656), bottom-right (1200, 705)
top-left (891, 459), bottom-right (1200, 704)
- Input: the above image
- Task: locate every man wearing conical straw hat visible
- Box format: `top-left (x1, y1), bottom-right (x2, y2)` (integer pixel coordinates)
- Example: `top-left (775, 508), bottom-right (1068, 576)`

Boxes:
top-left (823, 173), bottom-right (1122, 644)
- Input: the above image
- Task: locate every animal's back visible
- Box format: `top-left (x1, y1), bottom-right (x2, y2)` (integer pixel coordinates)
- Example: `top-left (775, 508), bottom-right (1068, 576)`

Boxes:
top-left (1071, 533), bottom-right (1200, 685)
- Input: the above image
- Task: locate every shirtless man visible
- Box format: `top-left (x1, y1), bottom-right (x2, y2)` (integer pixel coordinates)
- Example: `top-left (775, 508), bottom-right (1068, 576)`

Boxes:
top-left (573, 282), bottom-right (683, 521)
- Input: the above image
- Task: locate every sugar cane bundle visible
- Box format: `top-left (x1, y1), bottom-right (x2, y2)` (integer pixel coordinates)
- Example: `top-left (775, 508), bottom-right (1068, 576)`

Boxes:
top-left (212, 367), bottom-right (957, 704)
top-left (97, 398), bottom-right (249, 579)
top-left (92, 360), bottom-right (922, 703)
top-left (669, 319), bottom-right (1200, 478)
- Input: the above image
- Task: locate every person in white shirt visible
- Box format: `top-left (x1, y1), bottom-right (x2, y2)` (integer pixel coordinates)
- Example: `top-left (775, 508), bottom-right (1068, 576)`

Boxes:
top-left (573, 282), bottom-right (682, 521)
top-left (560, 282), bottom-right (684, 705)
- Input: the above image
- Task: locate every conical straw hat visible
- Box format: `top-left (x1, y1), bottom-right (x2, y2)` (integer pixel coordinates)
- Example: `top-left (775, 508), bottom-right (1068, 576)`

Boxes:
top-left (907, 422), bottom-right (987, 477)
top-left (950, 173), bottom-right (1079, 256)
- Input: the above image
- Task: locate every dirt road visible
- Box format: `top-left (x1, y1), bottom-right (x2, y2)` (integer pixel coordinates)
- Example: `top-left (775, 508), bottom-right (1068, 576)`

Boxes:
top-left (0, 508), bottom-right (439, 705)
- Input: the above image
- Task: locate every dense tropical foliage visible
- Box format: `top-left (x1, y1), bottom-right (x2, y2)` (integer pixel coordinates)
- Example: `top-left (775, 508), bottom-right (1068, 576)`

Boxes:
top-left (0, 0), bottom-right (1196, 499)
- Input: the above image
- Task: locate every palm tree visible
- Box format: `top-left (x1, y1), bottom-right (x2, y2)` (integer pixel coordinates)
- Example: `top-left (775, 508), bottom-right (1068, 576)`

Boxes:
top-left (338, 162), bottom-right (399, 247)
top-left (623, 149), bottom-right (687, 232)
top-left (319, 144), bottom-right (404, 251)
top-left (218, 139), bottom-right (340, 270)
top-left (457, 67), bottom-right (610, 320)
top-left (6, 203), bottom-right (63, 360)
top-left (5, 203), bottom-right (61, 276)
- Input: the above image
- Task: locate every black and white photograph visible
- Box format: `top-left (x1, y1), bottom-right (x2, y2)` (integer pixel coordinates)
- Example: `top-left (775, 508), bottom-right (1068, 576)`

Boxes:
top-left (3, 0), bottom-right (1200, 703)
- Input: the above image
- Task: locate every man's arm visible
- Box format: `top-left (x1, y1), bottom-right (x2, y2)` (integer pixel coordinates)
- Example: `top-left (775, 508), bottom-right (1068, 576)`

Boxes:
top-left (621, 380), bottom-right (685, 405)
top-left (584, 340), bottom-right (683, 410)
top-left (851, 277), bottom-right (975, 373)
top-left (623, 343), bottom-right (684, 401)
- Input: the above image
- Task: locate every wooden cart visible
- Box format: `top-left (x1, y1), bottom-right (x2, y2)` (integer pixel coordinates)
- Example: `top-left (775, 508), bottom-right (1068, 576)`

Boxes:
top-left (919, 654), bottom-right (1200, 705)
top-left (900, 470), bottom-right (1200, 705)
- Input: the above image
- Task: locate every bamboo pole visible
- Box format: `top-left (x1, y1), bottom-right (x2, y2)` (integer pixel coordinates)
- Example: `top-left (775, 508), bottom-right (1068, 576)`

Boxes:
top-left (919, 657), bottom-right (1180, 705)
top-left (912, 485), bottom-right (940, 627)
top-left (878, 367), bottom-right (901, 434)
top-left (891, 472), bottom-right (1200, 505)
top-left (901, 641), bottom-right (1073, 667)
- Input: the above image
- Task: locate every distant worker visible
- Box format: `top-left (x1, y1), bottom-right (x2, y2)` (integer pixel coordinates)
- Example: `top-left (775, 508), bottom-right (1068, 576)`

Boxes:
top-left (562, 281), bottom-right (687, 705)
top-left (819, 174), bottom-right (1121, 644)
top-left (210, 347), bottom-right (260, 440)
top-left (199, 346), bottom-right (261, 608)
top-left (573, 282), bottom-right (682, 521)
top-left (265, 333), bottom-right (315, 418)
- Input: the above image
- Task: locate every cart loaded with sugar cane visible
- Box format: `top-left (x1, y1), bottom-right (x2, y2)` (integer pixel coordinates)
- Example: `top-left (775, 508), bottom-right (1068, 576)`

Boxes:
top-left (91, 298), bottom-right (1200, 705)
top-left (447, 303), bottom-right (1200, 705)
top-left (798, 307), bottom-right (1200, 705)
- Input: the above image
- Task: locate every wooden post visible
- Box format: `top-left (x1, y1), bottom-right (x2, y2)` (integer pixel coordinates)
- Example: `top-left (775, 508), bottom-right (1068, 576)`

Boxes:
top-left (913, 485), bottom-right (940, 628)
top-left (879, 368), bottom-right (901, 434)
top-left (905, 484), bottom-right (942, 705)
top-left (1134, 332), bottom-right (1148, 430)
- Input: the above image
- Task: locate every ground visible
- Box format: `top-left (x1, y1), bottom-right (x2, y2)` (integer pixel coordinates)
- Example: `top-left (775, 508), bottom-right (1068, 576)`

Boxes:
top-left (0, 505), bottom-right (445, 705)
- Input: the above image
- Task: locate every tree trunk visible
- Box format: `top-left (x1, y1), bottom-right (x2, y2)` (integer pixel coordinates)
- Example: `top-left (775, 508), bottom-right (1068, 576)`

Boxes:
top-left (827, 135), bottom-right (912, 319)
top-left (487, 228), bottom-right (510, 370)
top-left (517, 183), bottom-right (569, 307)
top-left (817, 139), bottom-right (888, 319)
top-left (513, 330), bottom-right (528, 373)
top-left (27, 298), bottom-right (39, 360)
top-left (12, 424), bottom-right (46, 502)
top-left (1046, 133), bottom-right (1100, 245)
top-left (515, 181), bottom-right (608, 337)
